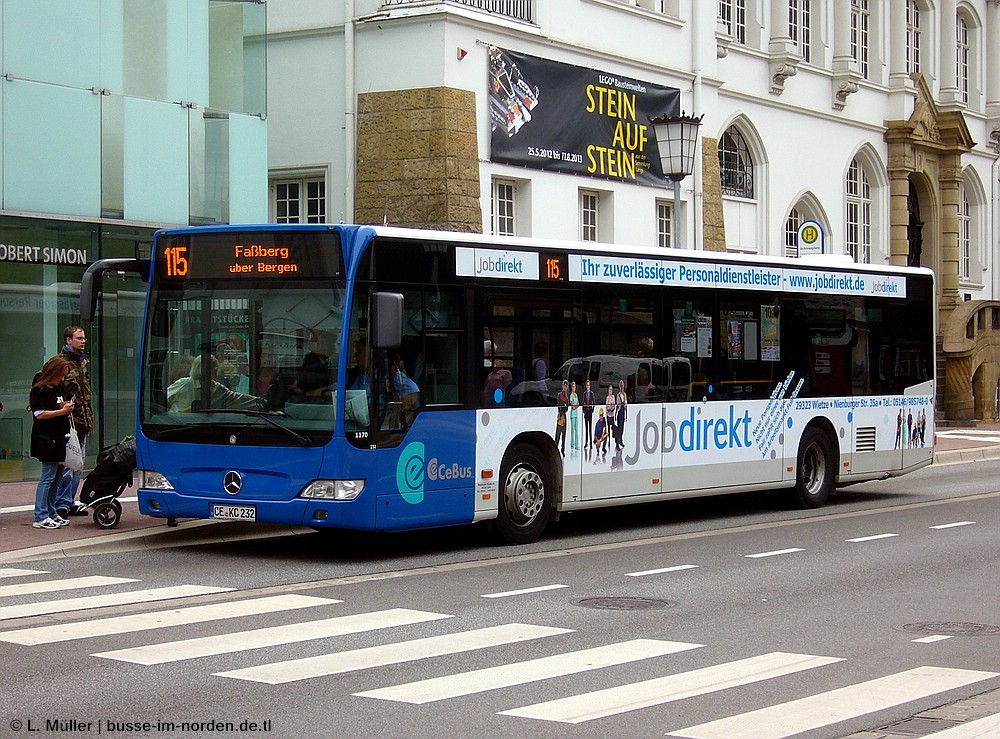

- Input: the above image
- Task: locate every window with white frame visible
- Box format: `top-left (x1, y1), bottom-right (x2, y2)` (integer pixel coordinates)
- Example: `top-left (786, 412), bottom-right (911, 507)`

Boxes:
top-left (957, 13), bottom-right (969, 104)
top-left (719, 126), bottom-right (754, 199)
top-left (491, 179), bottom-right (516, 237)
top-left (851, 0), bottom-right (871, 79)
top-left (656, 201), bottom-right (672, 248)
top-left (719, 0), bottom-right (747, 44)
top-left (580, 190), bottom-right (600, 242)
top-left (845, 159), bottom-right (871, 263)
top-left (906, 0), bottom-right (921, 75)
top-left (789, 0), bottom-right (811, 62)
top-left (959, 183), bottom-right (971, 279)
top-left (785, 208), bottom-right (801, 258)
top-left (271, 177), bottom-right (326, 223)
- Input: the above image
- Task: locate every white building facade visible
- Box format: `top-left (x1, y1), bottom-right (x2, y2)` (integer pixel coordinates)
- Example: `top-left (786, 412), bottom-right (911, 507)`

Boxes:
top-left (266, 0), bottom-right (1000, 421)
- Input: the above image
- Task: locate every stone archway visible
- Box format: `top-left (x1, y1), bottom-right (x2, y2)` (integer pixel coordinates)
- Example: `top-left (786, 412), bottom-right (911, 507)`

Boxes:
top-left (885, 75), bottom-right (975, 421)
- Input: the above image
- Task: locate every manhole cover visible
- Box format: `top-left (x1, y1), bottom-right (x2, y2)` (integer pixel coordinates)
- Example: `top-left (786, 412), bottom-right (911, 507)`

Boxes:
top-left (900, 622), bottom-right (1000, 637)
top-left (575, 597), bottom-right (675, 611)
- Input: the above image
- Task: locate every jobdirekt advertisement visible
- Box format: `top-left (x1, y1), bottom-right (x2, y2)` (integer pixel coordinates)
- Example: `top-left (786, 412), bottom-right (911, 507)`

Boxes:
top-left (488, 46), bottom-right (680, 186)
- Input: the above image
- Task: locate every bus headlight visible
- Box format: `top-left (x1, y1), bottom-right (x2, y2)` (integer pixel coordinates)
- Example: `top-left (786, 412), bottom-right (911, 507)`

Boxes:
top-left (137, 470), bottom-right (175, 490)
top-left (299, 480), bottom-right (365, 501)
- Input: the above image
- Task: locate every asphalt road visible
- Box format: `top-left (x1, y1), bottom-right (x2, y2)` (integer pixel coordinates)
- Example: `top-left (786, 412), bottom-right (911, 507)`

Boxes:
top-left (1, 460), bottom-right (999, 739)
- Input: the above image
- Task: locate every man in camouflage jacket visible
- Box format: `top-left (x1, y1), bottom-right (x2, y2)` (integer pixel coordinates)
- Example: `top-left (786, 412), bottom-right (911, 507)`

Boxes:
top-left (55, 326), bottom-right (93, 517)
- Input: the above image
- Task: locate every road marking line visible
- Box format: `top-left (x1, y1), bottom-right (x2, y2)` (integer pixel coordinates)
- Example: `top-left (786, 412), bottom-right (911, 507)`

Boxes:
top-left (0, 585), bottom-right (233, 621)
top-left (356, 639), bottom-right (704, 704)
top-left (745, 548), bottom-right (805, 558)
top-left (912, 635), bottom-right (953, 643)
top-left (626, 565), bottom-right (699, 577)
top-left (666, 666), bottom-right (999, 739)
top-left (481, 584), bottom-right (568, 598)
top-left (215, 623), bottom-right (573, 685)
top-left (499, 651), bottom-right (843, 724)
top-left (0, 575), bottom-right (137, 598)
top-left (0, 594), bottom-right (339, 645)
top-left (96, 608), bottom-right (452, 665)
top-left (846, 534), bottom-right (899, 543)
top-left (930, 521), bottom-right (976, 529)
top-left (0, 568), bottom-right (48, 579)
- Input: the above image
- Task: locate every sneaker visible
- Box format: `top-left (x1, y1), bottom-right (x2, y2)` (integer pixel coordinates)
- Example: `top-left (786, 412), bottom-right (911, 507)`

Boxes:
top-left (32, 518), bottom-right (60, 529)
top-left (52, 515), bottom-right (70, 527)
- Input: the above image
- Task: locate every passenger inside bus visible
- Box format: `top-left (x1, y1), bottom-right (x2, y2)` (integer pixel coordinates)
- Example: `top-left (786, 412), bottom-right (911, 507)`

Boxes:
top-left (166, 355), bottom-right (260, 413)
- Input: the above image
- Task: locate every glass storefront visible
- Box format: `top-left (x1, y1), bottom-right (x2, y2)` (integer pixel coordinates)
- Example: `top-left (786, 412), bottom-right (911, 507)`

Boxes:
top-left (0, 215), bottom-right (151, 482)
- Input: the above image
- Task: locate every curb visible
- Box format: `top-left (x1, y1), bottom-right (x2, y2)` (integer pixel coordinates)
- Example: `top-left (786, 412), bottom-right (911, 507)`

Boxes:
top-left (932, 445), bottom-right (1000, 466)
top-left (2, 446), bottom-right (997, 563)
top-left (0, 519), bottom-right (315, 564)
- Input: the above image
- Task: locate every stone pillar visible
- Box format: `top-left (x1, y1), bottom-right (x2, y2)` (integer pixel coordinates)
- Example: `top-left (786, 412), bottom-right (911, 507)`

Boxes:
top-left (987, 1), bottom-right (1000, 117)
top-left (888, 0), bottom-right (909, 86)
top-left (939, 0), bottom-right (960, 105)
top-left (884, 123), bottom-right (913, 268)
top-left (700, 136), bottom-right (726, 252)
top-left (355, 87), bottom-right (482, 232)
top-left (938, 151), bottom-right (963, 313)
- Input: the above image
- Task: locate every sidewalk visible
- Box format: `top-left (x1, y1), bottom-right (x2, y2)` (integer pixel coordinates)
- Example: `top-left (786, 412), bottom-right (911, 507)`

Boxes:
top-left (3, 426), bottom-right (1000, 564)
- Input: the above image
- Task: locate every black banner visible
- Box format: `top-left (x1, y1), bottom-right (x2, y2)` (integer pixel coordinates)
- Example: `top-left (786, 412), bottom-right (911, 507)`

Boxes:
top-left (488, 47), bottom-right (680, 186)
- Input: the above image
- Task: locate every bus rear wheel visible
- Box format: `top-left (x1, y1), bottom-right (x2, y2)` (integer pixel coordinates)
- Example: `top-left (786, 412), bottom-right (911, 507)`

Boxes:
top-left (495, 444), bottom-right (551, 545)
top-left (790, 426), bottom-right (834, 508)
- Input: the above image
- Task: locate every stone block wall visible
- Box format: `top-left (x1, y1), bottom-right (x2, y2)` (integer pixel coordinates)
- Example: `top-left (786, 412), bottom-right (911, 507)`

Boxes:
top-left (355, 87), bottom-right (482, 233)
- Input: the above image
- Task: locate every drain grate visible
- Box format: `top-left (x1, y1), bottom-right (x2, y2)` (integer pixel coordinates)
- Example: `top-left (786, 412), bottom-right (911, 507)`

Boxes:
top-left (877, 716), bottom-right (963, 736)
top-left (900, 622), bottom-right (1000, 637)
top-left (575, 597), bottom-right (675, 611)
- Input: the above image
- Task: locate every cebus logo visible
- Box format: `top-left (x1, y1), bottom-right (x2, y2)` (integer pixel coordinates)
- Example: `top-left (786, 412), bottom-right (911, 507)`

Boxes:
top-left (396, 442), bottom-right (426, 505)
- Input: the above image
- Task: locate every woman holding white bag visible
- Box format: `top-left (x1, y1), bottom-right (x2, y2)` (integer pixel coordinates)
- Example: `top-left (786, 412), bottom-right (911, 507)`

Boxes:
top-left (29, 357), bottom-right (76, 529)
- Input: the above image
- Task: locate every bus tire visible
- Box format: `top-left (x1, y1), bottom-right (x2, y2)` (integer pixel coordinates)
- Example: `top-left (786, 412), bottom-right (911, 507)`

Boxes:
top-left (495, 444), bottom-right (552, 545)
top-left (791, 426), bottom-right (834, 508)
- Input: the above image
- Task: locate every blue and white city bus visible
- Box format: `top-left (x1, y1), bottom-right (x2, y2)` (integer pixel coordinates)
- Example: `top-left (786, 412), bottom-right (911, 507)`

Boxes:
top-left (82, 224), bottom-right (935, 544)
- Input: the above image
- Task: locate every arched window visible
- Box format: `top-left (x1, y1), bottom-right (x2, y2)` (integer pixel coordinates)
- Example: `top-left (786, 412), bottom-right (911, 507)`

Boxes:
top-left (959, 183), bottom-right (971, 279)
top-left (957, 14), bottom-right (970, 104)
top-left (845, 159), bottom-right (871, 263)
top-left (785, 207), bottom-right (801, 258)
top-left (719, 126), bottom-right (754, 199)
top-left (906, 0), bottom-right (921, 74)
top-left (719, 0), bottom-right (747, 44)
top-left (851, 0), bottom-right (871, 79)
top-left (789, 0), bottom-right (812, 62)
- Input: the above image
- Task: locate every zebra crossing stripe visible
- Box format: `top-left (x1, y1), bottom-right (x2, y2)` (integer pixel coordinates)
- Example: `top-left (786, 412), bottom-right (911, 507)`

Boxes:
top-left (0, 594), bottom-right (339, 645)
top-left (499, 651), bottom-right (844, 724)
top-left (216, 623), bottom-right (573, 685)
top-left (0, 575), bottom-right (138, 598)
top-left (666, 666), bottom-right (1000, 739)
top-left (355, 639), bottom-right (705, 704)
top-left (0, 569), bottom-right (49, 579)
top-left (0, 585), bottom-right (233, 621)
top-left (95, 608), bottom-right (453, 665)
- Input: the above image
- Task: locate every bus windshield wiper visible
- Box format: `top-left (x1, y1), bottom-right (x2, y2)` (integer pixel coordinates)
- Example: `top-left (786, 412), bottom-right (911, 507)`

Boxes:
top-left (206, 408), bottom-right (313, 446)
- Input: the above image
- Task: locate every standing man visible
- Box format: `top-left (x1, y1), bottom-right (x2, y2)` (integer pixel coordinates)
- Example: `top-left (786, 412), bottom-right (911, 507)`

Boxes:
top-left (581, 379), bottom-right (596, 449)
top-left (55, 326), bottom-right (93, 518)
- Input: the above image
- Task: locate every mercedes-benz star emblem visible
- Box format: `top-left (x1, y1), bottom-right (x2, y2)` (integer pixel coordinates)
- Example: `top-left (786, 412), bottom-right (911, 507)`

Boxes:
top-left (223, 471), bottom-right (243, 496)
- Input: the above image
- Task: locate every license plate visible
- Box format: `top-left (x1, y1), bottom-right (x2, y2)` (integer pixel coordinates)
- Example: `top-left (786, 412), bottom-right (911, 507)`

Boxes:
top-left (211, 504), bottom-right (256, 521)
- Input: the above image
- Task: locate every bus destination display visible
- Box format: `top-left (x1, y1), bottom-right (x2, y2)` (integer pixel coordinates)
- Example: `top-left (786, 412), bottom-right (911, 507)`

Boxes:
top-left (158, 232), bottom-right (341, 281)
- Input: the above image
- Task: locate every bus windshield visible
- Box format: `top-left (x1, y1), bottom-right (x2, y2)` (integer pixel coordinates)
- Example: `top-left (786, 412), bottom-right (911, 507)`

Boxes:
top-left (140, 230), bottom-right (345, 446)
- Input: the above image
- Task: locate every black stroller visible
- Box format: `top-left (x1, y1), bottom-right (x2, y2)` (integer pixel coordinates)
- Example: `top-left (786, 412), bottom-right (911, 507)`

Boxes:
top-left (79, 438), bottom-right (136, 529)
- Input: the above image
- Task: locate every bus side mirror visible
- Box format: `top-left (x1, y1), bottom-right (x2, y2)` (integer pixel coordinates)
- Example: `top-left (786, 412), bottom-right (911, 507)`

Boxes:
top-left (80, 258), bottom-right (149, 322)
top-left (372, 291), bottom-right (403, 349)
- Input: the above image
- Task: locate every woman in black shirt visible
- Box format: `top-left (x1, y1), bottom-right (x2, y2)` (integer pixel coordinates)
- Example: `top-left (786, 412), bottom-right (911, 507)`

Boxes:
top-left (29, 357), bottom-right (75, 529)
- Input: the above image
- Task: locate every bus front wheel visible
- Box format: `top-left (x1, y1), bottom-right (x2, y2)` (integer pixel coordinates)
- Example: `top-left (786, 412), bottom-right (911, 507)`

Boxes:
top-left (791, 427), bottom-right (834, 508)
top-left (495, 444), bottom-right (552, 545)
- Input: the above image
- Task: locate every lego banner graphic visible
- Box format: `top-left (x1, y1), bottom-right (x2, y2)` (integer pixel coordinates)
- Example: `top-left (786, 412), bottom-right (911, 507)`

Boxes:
top-left (488, 46), bottom-right (680, 185)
